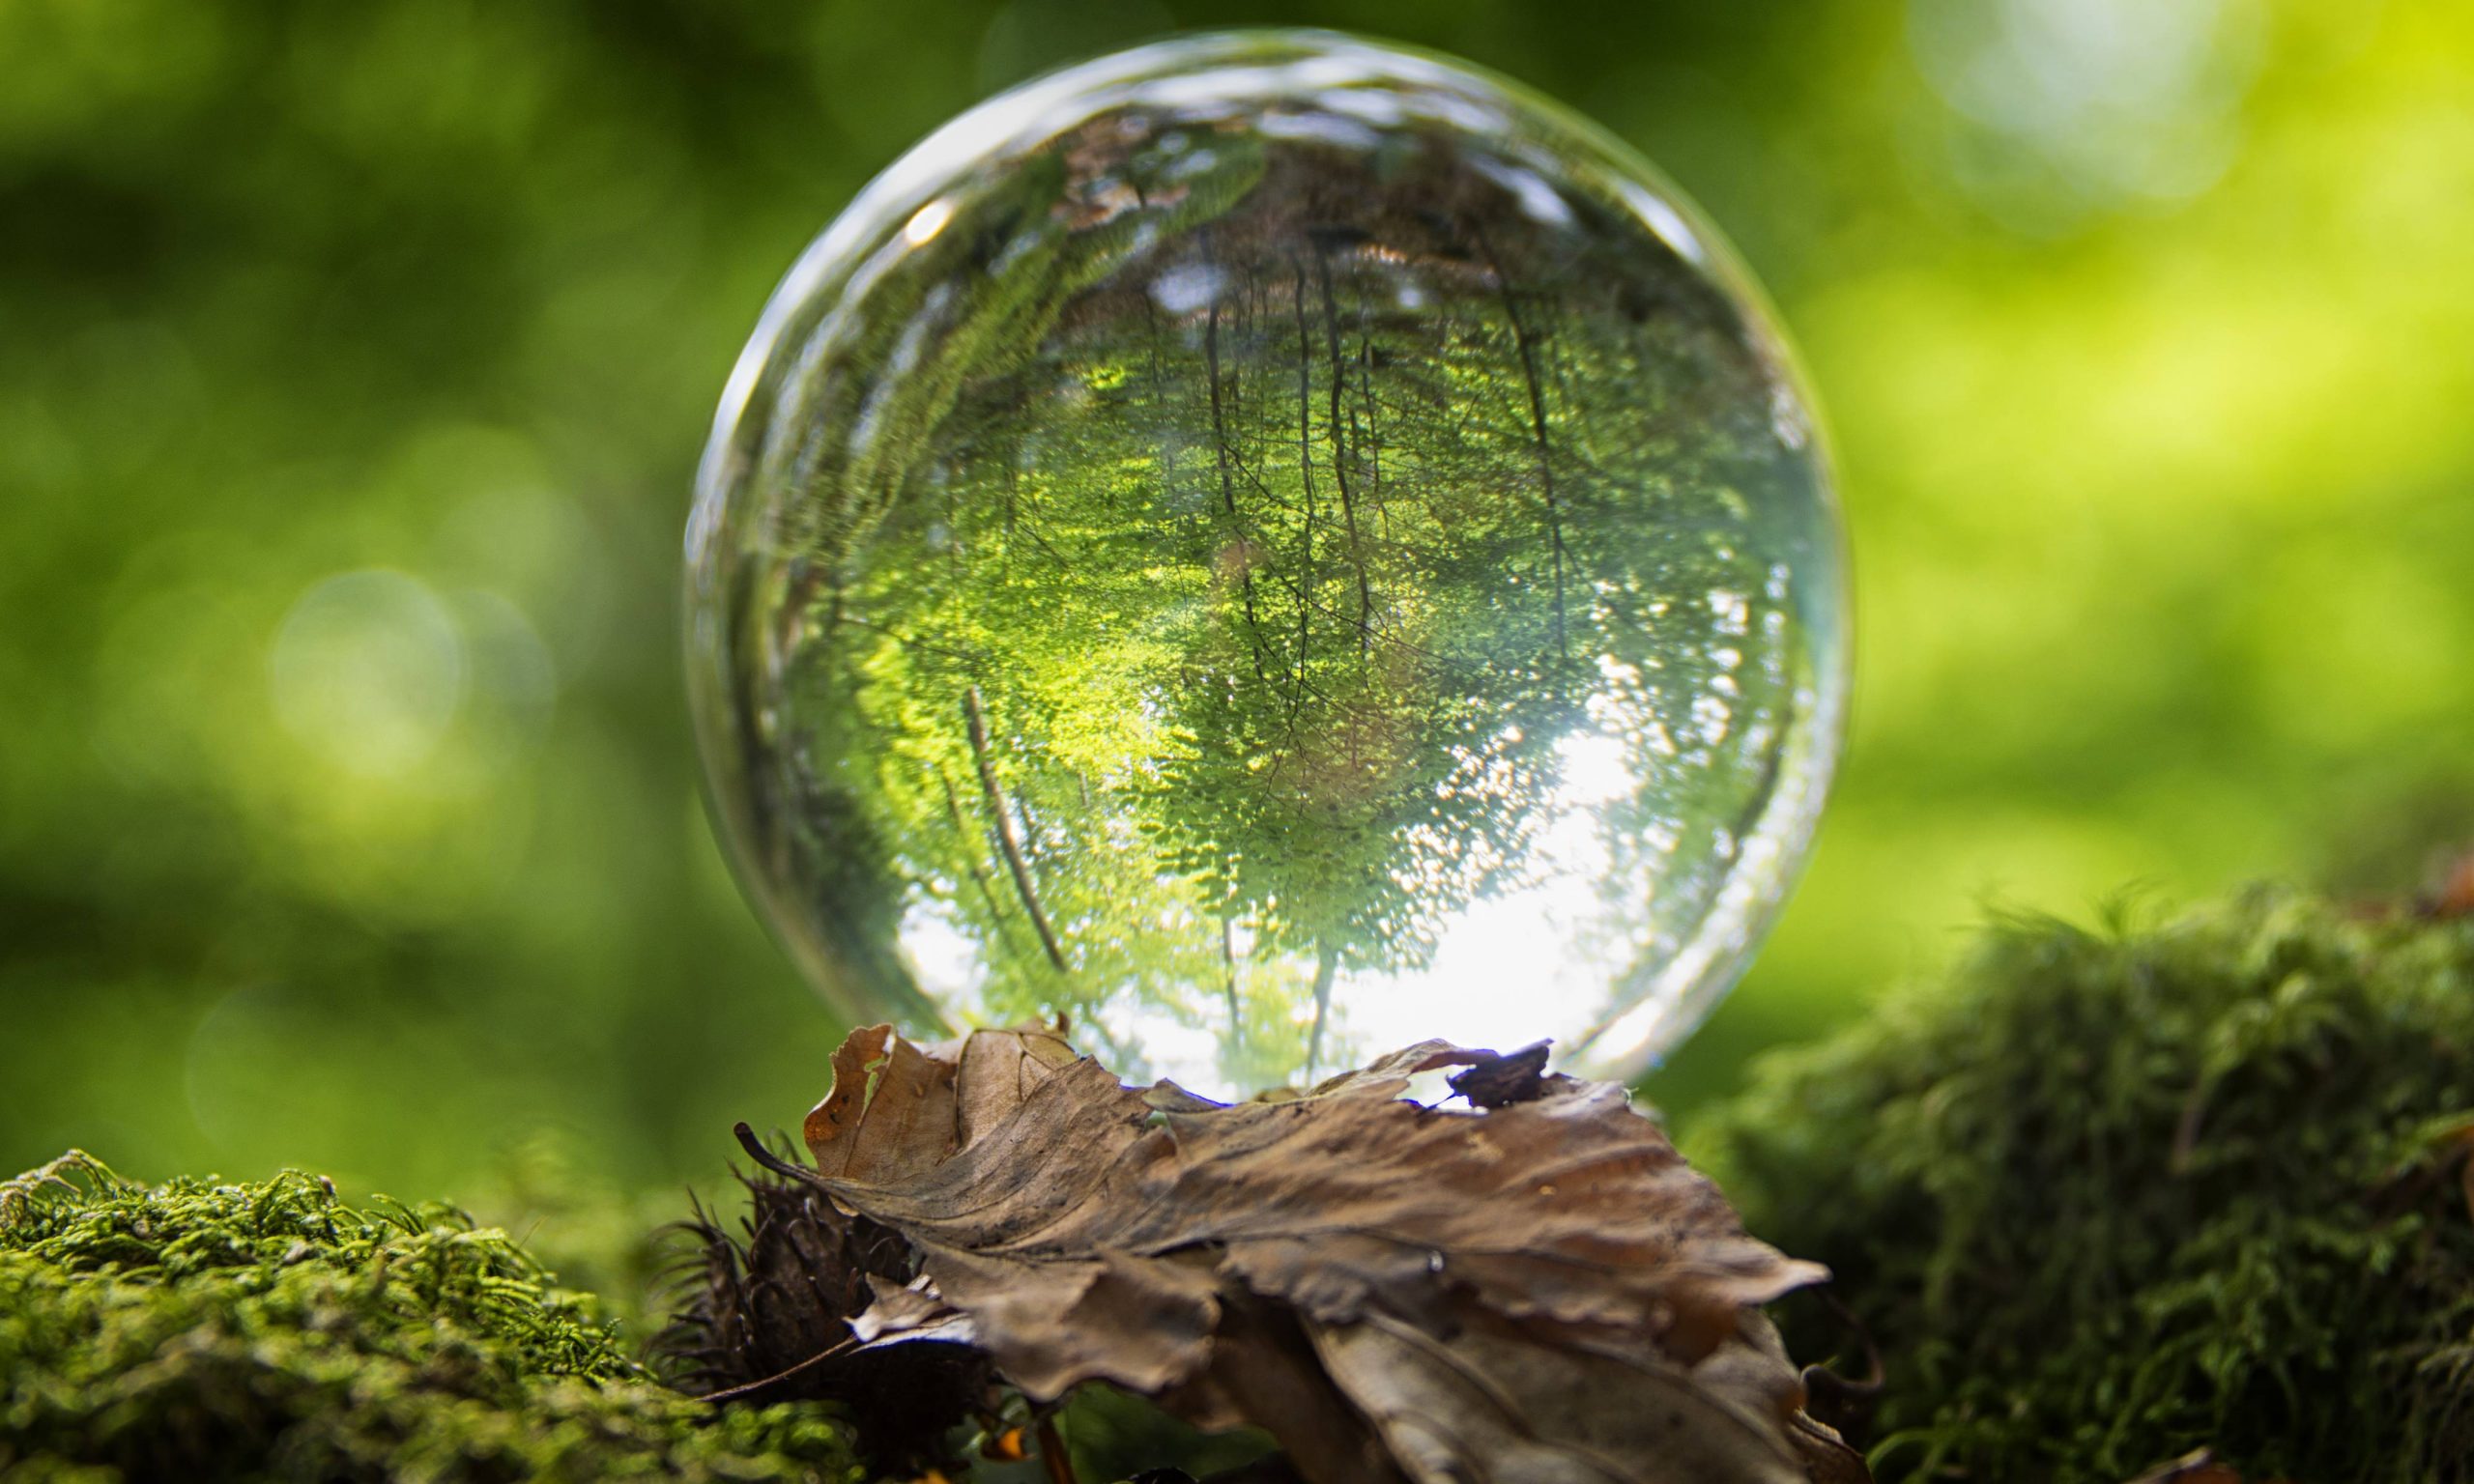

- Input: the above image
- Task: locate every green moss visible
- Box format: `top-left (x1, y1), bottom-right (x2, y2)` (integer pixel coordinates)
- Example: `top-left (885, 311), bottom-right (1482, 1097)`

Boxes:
top-left (1700, 888), bottom-right (2474, 1483)
top-left (0, 1153), bottom-right (864, 1483)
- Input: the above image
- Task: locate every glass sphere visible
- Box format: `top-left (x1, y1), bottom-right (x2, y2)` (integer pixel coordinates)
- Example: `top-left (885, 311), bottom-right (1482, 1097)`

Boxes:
top-left (687, 31), bottom-right (1847, 1098)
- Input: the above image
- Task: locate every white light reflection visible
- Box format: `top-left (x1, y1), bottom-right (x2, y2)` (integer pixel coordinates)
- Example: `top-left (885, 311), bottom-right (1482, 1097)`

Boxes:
top-left (1312, 726), bottom-right (1647, 1077)
top-left (904, 197), bottom-right (956, 246)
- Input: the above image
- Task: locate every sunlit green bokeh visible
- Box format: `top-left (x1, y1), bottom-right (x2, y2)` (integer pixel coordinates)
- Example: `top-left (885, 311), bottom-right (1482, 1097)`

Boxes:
top-left (4, 0), bottom-right (2470, 1226)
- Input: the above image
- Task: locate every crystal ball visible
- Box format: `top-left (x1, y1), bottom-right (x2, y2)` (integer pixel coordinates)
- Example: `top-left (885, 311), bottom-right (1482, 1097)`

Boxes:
top-left (686, 31), bottom-right (1847, 1097)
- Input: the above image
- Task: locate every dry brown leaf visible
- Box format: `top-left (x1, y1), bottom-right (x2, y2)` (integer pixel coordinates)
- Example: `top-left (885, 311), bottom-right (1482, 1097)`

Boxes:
top-left (778, 1025), bottom-right (1865, 1484)
top-left (1311, 1308), bottom-right (1814, 1484)
top-left (803, 1025), bottom-right (957, 1181)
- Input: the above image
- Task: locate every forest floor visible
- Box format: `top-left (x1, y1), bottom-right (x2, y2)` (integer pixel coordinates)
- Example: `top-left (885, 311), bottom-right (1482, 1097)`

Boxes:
top-left (4, 884), bottom-right (2469, 1483)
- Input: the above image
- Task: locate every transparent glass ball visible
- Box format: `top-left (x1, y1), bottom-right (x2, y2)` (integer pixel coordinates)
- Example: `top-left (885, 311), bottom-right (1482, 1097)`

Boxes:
top-left (687, 31), bottom-right (1847, 1098)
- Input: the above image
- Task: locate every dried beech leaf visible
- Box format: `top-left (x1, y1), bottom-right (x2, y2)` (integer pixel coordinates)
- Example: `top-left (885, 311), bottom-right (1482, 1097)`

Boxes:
top-left (950, 1021), bottom-right (1080, 1148)
top-left (1311, 1308), bottom-right (1817, 1484)
top-left (1191, 1079), bottom-right (1825, 1351)
top-left (1297, 1040), bottom-right (1488, 1100)
top-left (849, 1272), bottom-right (948, 1340)
top-left (803, 1024), bottom-right (961, 1181)
top-left (791, 1027), bottom-right (1863, 1484)
top-left (927, 1246), bottom-right (1224, 1399)
top-left (1146, 1081), bottom-right (1234, 1115)
top-left (1165, 1289), bottom-right (1409, 1484)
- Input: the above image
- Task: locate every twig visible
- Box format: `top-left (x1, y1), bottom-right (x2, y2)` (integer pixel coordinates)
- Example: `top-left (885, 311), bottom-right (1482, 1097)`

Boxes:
top-left (964, 686), bottom-right (1070, 972)
top-left (1036, 1413), bottom-right (1078, 1484)
top-left (692, 1333), bottom-right (862, 1405)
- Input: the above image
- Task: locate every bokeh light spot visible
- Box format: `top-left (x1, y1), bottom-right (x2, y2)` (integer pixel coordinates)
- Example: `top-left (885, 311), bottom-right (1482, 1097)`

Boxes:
top-left (270, 569), bottom-right (467, 778)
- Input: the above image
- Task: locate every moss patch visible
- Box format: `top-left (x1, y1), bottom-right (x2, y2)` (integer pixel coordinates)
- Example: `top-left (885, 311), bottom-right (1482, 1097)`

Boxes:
top-left (0, 1152), bottom-right (863, 1483)
top-left (1701, 888), bottom-right (2474, 1483)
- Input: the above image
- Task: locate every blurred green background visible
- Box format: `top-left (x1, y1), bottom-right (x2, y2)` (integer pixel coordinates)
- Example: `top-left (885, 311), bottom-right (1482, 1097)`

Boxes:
top-left (5, 0), bottom-right (2471, 1231)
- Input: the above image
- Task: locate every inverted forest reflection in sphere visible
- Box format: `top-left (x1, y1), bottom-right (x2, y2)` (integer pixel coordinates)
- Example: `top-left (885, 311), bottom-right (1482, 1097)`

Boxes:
top-left (688, 32), bottom-right (1847, 1098)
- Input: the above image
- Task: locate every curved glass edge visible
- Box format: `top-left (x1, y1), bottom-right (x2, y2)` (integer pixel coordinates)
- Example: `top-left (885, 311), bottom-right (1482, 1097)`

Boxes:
top-left (682, 27), bottom-right (1854, 1070)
